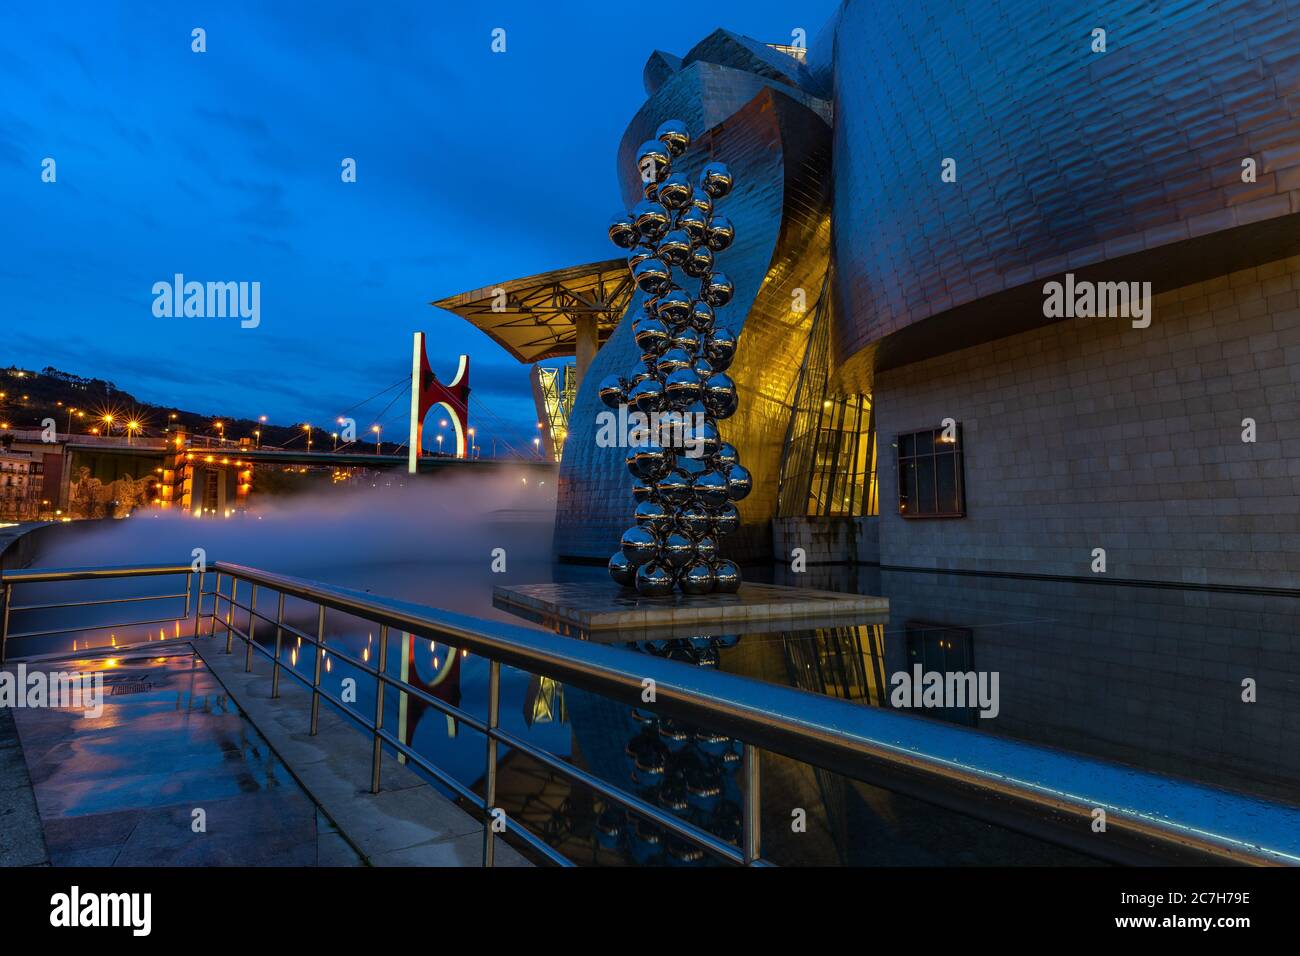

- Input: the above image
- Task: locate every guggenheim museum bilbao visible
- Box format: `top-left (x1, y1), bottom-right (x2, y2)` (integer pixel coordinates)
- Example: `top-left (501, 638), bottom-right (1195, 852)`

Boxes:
top-left (437, 0), bottom-right (1300, 591)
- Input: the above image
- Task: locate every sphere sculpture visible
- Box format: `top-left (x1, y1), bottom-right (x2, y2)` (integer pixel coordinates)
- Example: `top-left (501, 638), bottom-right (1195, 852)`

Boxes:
top-left (607, 120), bottom-right (749, 595)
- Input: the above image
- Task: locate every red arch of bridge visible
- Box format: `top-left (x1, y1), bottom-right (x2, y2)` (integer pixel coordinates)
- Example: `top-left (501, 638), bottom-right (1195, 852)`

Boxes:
top-left (409, 332), bottom-right (470, 471)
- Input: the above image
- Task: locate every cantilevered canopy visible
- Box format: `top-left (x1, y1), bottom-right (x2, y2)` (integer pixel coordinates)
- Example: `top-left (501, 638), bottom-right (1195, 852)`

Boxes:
top-left (431, 259), bottom-right (634, 364)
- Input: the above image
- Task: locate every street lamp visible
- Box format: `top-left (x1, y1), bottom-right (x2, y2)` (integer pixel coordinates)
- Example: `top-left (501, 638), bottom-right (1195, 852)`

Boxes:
top-left (468, 427), bottom-right (476, 459)
top-left (533, 436), bottom-right (541, 457)
top-left (371, 424), bottom-right (381, 454)
top-left (331, 432), bottom-right (339, 451)
top-left (101, 413), bottom-right (114, 435)
top-left (65, 406), bottom-right (77, 433)
top-left (436, 434), bottom-right (443, 455)
top-left (126, 420), bottom-right (141, 445)
top-left (303, 424), bottom-right (312, 452)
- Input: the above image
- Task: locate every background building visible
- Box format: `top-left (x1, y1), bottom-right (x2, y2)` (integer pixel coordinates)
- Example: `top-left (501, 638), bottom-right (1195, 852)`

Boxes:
top-left (438, 0), bottom-right (1300, 590)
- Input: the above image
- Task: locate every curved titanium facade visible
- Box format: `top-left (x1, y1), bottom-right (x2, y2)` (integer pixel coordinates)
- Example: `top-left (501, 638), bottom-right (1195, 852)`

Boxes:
top-left (825, 0), bottom-right (1300, 384)
top-left (554, 53), bottom-right (832, 562)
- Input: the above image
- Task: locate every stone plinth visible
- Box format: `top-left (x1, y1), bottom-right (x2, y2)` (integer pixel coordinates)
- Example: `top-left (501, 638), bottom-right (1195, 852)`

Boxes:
top-left (493, 581), bottom-right (887, 642)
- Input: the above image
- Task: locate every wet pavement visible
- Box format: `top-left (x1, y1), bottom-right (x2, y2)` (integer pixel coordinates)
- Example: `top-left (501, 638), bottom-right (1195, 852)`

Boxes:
top-left (8, 650), bottom-right (361, 866)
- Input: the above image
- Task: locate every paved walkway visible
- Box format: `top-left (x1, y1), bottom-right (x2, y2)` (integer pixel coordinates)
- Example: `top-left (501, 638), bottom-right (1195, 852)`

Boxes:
top-left (6, 650), bottom-right (361, 866)
top-left (193, 639), bottom-right (529, 866)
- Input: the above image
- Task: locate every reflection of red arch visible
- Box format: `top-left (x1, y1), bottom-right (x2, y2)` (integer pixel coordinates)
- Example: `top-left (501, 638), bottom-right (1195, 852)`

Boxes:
top-left (408, 332), bottom-right (470, 472)
top-left (398, 632), bottom-right (463, 747)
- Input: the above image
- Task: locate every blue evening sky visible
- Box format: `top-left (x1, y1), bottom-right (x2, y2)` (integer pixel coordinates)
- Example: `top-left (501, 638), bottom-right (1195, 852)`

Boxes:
top-left (1, 0), bottom-right (837, 447)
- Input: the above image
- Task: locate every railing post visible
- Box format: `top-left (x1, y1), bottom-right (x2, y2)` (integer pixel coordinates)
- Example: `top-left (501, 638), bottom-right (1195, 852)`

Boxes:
top-left (371, 625), bottom-right (389, 794)
top-left (309, 604), bottom-right (325, 735)
top-left (183, 571), bottom-right (193, 622)
top-left (483, 659), bottom-right (501, 867)
top-left (224, 577), bottom-right (238, 654)
top-left (742, 743), bottom-right (761, 865)
top-left (271, 592), bottom-right (285, 698)
top-left (0, 583), bottom-right (11, 667)
top-left (245, 583), bottom-right (257, 672)
top-left (192, 570), bottom-right (205, 639)
top-left (208, 572), bottom-right (222, 640)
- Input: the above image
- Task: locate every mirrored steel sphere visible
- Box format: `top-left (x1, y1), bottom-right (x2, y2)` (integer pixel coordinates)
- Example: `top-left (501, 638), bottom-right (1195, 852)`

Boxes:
top-left (701, 272), bottom-right (734, 307)
top-left (678, 505), bottom-right (712, 538)
top-left (674, 445), bottom-right (707, 478)
top-left (629, 377), bottom-right (664, 414)
top-left (689, 190), bottom-right (713, 218)
top-left (688, 299), bottom-right (715, 332)
top-left (609, 552), bottom-right (636, 587)
top-left (655, 347), bottom-right (693, 376)
top-left (677, 207), bottom-right (709, 244)
top-left (656, 290), bottom-right (691, 326)
top-left (694, 533), bottom-right (718, 563)
top-left (683, 244), bottom-right (714, 278)
top-left (695, 419), bottom-right (721, 458)
top-left (699, 161), bottom-right (734, 199)
top-left (654, 411), bottom-right (686, 450)
top-left (693, 470), bottom-right (729, 507)
top-left (598, 375), bottom-right (625, 410)
top-left (713, 441), bottom-right (738, 469)
top-left (608, 213), bottom-right (638, 249)
top-left (635, 562), bottom-right (675, 597)
top-left (642, 177), bottom-right (659, 202)
top-left (656, 468), bottom-right (692, 502)
top-left (656, 229), bottom-right (692, 266)
top-left (702, 373), bottom-right (738, 418)
top-left (621, 526), bottom-right (659, 566)
top-left (655, 119), bottom-right (691, 157)
top-left (726, 464), bottom-right (753, 501)
top-left (632, 200), bottom-right (671, 241)
top-left (711, 501), bottom-right (739, 535)
top-left (632, 315), bottom-right (670, 355)
top-left (665, 367), bottom-right (702, 406)
top-left (656, 172), bottom-right (693, 209)
top-left (635, 499), bottom-right (672, 531)
top-left (679, 560), bottom-right (715, 595)
top-left (712, 559), bottom-right (741, 593)
top-left (633, 257), bottom-right (671, 294)
top-left (627, 245), bottom-right (656, 273)
top-left (631, 479), bottom-right (655, 503)
top-left (670, 324), bottom-right (700, 352)
top-left (634, 444), bottom-right (673, 480)
top-left (705, 215), bottom-right (735, 252)
top-left (704, 324), bottom-right (737, 369)
top-left (661, 531), bottom-right (694, 569)
top-left (636, 140), bottom-right (672, 184)
top-left (691, 356), bottom-right (714, 381)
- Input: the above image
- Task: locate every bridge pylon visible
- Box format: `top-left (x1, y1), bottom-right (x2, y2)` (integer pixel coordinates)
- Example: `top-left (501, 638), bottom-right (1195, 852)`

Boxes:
top-left (408, 332), bottom-right (470, 473)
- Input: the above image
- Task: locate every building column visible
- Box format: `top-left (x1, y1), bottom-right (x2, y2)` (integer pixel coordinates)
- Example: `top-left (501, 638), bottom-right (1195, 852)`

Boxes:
top-left (574, 315), bottom-right (597, 393)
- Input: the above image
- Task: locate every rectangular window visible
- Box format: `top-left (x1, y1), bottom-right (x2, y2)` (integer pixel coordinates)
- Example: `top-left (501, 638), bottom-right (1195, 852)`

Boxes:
top-left (897, 423), bottom-right (965, 517)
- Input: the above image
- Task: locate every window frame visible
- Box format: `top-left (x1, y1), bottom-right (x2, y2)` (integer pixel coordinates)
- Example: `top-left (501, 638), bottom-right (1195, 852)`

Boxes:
top-left (896, 423), bottom-right (966, 519)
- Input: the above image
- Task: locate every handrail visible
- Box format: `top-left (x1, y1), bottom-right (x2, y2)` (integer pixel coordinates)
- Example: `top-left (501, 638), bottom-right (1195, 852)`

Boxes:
top-left (3, 561), bottom-right (1300, 867)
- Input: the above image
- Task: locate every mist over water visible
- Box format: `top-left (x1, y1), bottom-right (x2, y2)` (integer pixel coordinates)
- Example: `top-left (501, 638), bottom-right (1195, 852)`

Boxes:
top-left (31, 468), bottom-right (561, 621)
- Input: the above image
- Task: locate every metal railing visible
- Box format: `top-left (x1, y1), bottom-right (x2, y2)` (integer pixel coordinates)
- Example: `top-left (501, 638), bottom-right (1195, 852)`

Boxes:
top-left (2, 561), bottom-right (1299, 868)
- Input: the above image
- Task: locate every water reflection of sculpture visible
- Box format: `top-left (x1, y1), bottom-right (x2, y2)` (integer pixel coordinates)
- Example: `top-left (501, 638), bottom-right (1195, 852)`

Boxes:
top-left (594, 635), bottom-right (743, 865)
top-left (601, 120), bottom-right (751, 596)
